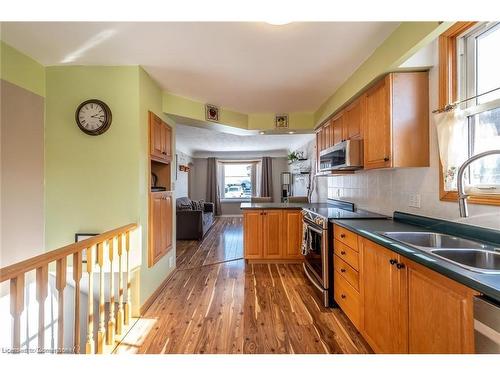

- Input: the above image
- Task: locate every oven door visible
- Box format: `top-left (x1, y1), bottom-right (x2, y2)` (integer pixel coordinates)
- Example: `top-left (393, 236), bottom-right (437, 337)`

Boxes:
top-left (302, 220), bottom-right (329, 291)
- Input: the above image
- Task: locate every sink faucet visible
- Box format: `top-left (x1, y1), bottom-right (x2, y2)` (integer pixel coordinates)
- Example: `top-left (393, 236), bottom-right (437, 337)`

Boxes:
top-left (457, 149), bottom-right (500, 217)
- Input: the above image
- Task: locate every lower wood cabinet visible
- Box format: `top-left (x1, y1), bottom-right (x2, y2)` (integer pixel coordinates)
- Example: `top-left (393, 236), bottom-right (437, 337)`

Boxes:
top-left (149, 191), bottom-right (173, 267)
top-left (360, 238), bottom-right (408, 354)
top-left (334, 225), bottom-right (477, 354)
top-left (243, 209), bottom-right (303, 261)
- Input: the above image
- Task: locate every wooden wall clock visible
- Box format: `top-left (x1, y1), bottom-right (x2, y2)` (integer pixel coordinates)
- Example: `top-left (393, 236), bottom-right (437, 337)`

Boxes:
top-left (75, 99), bottom-right (112, 136)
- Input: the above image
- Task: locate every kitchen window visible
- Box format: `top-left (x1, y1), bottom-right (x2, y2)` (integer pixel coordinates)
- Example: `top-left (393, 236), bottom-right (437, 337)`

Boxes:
top-left (438, 22), bottom-right (500, 205)
top-left (221, 162), bottom-right (256, 200)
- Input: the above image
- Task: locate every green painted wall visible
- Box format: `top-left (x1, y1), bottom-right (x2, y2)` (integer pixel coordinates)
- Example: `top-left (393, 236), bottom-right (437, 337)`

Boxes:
top-left (314, 22), bottom-right (452, 125)
top-left (138, 67), bottom-right (176, 305)
top-left (0, 41), bottom-right (45, 97)
top-left (163, 92), bottom-right (315, 130)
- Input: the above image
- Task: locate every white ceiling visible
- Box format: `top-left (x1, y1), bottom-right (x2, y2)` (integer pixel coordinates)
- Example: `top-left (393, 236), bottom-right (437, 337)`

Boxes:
top-left (175, 123), bottom-right (314, 157)
top-left (1, 22), bottom-right (399, 113)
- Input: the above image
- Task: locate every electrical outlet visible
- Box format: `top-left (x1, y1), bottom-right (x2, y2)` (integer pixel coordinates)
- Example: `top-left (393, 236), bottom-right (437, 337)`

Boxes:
top-left (408, 193), bottom-right (421, 208)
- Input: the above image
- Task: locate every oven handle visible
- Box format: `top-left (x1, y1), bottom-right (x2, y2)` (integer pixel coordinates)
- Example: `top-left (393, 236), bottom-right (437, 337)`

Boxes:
top-left (303, 220), bottom-right (324, 234)
top-left (303, 263), bottom-right (325, 292)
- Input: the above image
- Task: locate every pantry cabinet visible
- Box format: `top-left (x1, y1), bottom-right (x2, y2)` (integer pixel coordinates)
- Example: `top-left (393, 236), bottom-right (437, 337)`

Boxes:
top-left (149, 191), bottom-right (173, 267)
top-left (333, 225), bottom-right (477, 354)
top-left (149, 112), bottom-right (172, 162)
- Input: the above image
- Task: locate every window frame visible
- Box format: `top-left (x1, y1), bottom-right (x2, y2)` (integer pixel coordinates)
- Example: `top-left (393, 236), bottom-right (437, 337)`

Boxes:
top-left (220, 161), bottom-right (256, 202)
top-left (438, 21), bottom-right (500, 206)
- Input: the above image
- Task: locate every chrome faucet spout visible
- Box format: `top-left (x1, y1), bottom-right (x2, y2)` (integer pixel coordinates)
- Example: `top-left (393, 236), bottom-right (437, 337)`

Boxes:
top-left (456, 149), bottom-right (500, 218)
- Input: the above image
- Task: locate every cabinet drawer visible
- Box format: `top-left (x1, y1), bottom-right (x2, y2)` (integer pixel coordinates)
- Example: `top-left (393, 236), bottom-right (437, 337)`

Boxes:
top-left (333, 255), bottom-right (359, 291)
top-left (334, 239), bottom-right (359, 270)
top-left (334, 226), bottom-right (358, 250)
top-left (334, 270), bottom-right (361, 329)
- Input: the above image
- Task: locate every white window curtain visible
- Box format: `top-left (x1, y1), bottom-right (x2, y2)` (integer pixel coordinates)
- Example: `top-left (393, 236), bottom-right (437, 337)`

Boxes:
top-left (434, 109), bottom-right (469, 192)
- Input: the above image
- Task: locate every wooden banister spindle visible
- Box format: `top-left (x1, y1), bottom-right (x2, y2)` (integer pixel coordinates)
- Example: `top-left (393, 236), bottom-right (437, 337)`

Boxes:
top-left (96, 242), bottom-right (105, 354)
top-left (116, 235), bottom-right (124, 335)
top-left (56, 257), bottom-right (67, 353)
top-left (124, 231), bottom-right (131, 325)
top-left (73, 252), bottom-right (82, 354)
top-left (85, 246), bottom-right (95, 354)
top-left (106, 238), bottom-right (116, 345)
top-left (36, 264), bottom-right (48, 352)
top-left (10, 275), bottom-right (25, 352)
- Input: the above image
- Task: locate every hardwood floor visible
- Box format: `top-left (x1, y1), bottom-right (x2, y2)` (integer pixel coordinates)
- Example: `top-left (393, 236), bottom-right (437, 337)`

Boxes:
top-left (116, 217), bottom-right (372, 354)
top-left (176, 217), bottom-right (244, 269)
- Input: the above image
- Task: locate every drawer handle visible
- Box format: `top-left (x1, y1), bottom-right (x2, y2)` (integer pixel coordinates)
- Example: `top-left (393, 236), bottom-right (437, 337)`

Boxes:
top-left (340, 268), bottom-right (346, 273)
top-left (340, 234), bottom-right (346, 238)
top-left (340, 250), bottom-right (346, 255)
top-left (341, 294), bottom-right (346, 299)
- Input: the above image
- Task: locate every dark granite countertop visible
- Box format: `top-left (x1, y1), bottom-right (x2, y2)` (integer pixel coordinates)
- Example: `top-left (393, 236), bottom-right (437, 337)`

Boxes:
top-left (240, 202), bottom-right (330, 210)
top-left (331, 214), bottom-right (500, 302)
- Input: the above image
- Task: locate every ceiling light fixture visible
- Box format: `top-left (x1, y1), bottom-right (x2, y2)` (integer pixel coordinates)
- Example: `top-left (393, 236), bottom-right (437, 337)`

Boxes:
top-left (265, 19), bottom-right (292, 26)
top-left (288, 131), bottom-right (296, 134)
top-left (259, 131), bottom-right (265, 135)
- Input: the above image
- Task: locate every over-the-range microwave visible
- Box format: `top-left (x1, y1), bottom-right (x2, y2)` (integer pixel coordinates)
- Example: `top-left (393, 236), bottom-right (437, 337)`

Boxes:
top-left (319, 139), bottom-right (363, 172)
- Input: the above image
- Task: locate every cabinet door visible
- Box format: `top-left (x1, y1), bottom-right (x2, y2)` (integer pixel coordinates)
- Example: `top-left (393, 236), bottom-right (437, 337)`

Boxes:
top-left (150, 113), bottom-right (164, 159)
top-left (282, 210), bottom-right (303, 259)
top-left (324, 122), bottom-right (331, 149)
top-left (332, 114), bottom-right (344, 145)
top-left (263, 210), bottom-right (282, 259)
top-left (161, 193), bottom-right (173, 253)
top-left (361, 238), bottom-right (408, 353)
top-left (163, 123), bottom-right (172, 159)
top-left (344, 97), bottom-right (363, 140)
top-left (244, 211), bottom-right (263, 259)
top-left (364, 76), bottom-right (391, 169)
top-left (406, 258), bottom-right (475, 353)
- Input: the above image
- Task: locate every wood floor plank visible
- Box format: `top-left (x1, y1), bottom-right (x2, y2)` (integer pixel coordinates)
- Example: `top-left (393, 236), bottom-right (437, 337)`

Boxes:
top-left (117, 217), bottom-right (372, 354)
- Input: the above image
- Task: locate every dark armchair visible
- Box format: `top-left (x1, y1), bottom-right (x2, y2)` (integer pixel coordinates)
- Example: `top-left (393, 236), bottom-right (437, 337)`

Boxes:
top-left (176, 197), bottom-right (215, 240)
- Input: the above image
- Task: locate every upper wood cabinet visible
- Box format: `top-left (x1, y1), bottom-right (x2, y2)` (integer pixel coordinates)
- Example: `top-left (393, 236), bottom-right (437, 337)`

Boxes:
top-left (149, 112), bottom-right (172, 162)
top-left (149, 191), bottom-right (173, 267)
top-left (344, 96), bottom-right (363, 140)
top-left (332, 114), bottom-right (344, 145)
top-left (361, 238), bottom-right (408, 354)
top-left (364, 72), bottom-right (429, 170)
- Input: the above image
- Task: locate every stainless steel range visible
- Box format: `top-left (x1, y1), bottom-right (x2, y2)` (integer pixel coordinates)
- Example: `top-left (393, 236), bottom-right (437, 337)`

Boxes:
top-left (301, 199), bottom-right (387, 307)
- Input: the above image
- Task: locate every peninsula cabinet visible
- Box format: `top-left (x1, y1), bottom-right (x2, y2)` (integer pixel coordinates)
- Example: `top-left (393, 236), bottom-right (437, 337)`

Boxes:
top-left (149, 191), bottom-right (173, 267)
top-left (149, 111), bottom-right (172, 162)
top-left (363, 72), bottom-right (429, 170)
top-left (243, 209), bottom-right (303, 261)
top-left (333, 225), bottom-right (477, 354)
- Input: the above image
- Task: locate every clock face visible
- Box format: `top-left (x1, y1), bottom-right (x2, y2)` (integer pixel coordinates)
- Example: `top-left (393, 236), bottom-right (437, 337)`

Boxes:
top-left (75, 99), bottom-right (112, 135)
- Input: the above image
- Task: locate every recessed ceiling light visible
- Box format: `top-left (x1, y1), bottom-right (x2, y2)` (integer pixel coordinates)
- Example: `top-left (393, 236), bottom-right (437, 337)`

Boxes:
top-left (288, 131), bottom-right (296, 134)
top-left (265, 20), bottom-right (292, 26)
top-left (259, 131), bottom-right (265, 135)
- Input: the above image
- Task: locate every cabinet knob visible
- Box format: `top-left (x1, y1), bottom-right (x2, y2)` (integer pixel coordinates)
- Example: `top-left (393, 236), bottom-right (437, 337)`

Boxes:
top-left (341, 294), bottom-right (346, 299)
top-left (389, 259), bottom-right (397, 265)
top-left (340, 268), bottom-right (346, 273)
top-left (396, 262), bottom-right (405, 269)
top-left (340, 250), bottom-right (346, 255)
top-left (384, 156), bottom-right (390, 162)
top-left (340, 233), bottom-right (346, 238)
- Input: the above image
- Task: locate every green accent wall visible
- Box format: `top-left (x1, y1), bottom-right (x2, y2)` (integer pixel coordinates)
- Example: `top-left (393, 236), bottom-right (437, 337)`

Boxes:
top-left (45, 65), bottom-right (175, 307)
top-left (314, 22), bottom-right (452, 125)
top-left (163, 92), bottom-right (315, 130)
top-left (0, 41), bottom-right (46, 97)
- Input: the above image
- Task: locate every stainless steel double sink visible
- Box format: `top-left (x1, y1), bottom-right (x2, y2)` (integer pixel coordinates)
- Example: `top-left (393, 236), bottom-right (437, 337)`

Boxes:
top-left (379, 232), bottom-right (500, 274)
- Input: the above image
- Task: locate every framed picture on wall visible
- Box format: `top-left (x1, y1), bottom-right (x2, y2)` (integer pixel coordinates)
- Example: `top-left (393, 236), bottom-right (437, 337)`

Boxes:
top-left (275, 114), bottom-right (289, 128)
top-left (75, 233), bottom-right (99, 263)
